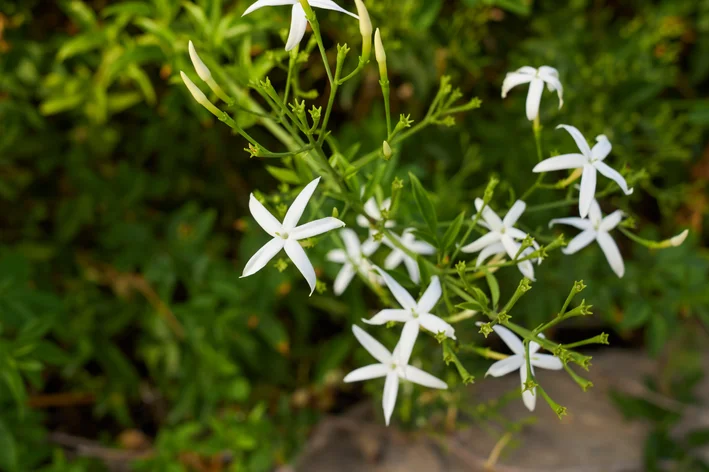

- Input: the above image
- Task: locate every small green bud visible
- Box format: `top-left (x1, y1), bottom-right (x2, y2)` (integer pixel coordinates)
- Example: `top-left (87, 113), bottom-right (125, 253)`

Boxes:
top-left (275, 258), bottom-right (289, 272)
top-left (385, 320), bottom-right (397, 329)
top-left (434, 331), bottom-right (447, 344)
top-left (331, 207), bottom-right (339, 218)
top-left (315, 280), bottom-right (327, 294)
top-left (478, 323), bottom-right (493, 338)
top-left (382, 141), bottom-right (392, 159)
top-left (483, 177), bottom-right (499, 204)
top-left (496, 312), bottom-right (511, 324)
top-left (573, 280), bottom-right (587, 293)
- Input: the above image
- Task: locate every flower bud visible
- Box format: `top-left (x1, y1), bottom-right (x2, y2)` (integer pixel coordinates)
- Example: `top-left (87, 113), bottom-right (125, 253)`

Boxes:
top-left (354, 0), bottom-right (372, 61)
top-left (374, 28), bottom-right (387, 81)
top-left (188, 40), bottom-right (212, 82)
top-left (382, 140), bottom-right (392, 159)
top-left (670, 229), bottom-right (688, 247)
top-left (180, 71), bottom-right (221, 117)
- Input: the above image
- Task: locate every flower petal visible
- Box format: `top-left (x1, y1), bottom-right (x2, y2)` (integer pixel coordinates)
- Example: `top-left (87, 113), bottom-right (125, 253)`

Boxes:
top-left (500, 234), bottom-right (521, 261)
top-left (531, 353), bottom-right (564, 370)
top-left (549, 217), bottom-right (592, 231)
top-left (538, 66), bottom-right (563, 109)
top-left (485, 355), bottom-right (524, 377)
top-left (333, 264), bottom-right (356, 296)
top-left (362, 309), bottom-right (412, 325)
top-left (242, 0), bottom-right (296, 16)
top-left (525, 77), bottom-right (544, 121)
top-left (562, 229), bottom-right (596, 255)
top-left (520, 364), bottom-right (537, 411)
top-left (557, 124), bottom-right (592, 157)
top-left (356, 214), bottom-right (370, 228)
top-left (490, 324), bottom-right (525, 355)
top-left (506, 227), bottom-right (530, 242)
top-left (310, 0), bottom-right (359, 18)
top-left (393, 320), bottom-right (419, 366)
top-left (579, 164), bottom-right (597, 218)
top-left (402, 366), bottom-right (447, 389)
top-left (594, 161), bottom-right (634, 195)
top-left (326, 249), bottom-right (347, 263)
top-left (600, 210), bottom-right (624, 232)
top-left (503, 200), bottom-right (527, 228)
top-left (343, 363), bottom-right (389, 382)
top-left (408, 240), bottom-right (436, 255)
top-left (338, 228), bottom-right (361, 258)
top-left (382, 372), bottom-right (399, 426)
top-left (416, 276), bottom-right (441, 314)
top-left (501, 72), bottom-right (534, 98)
top-left (516, 259), bottom-right (536, 281)
top-left (588, 200), bottom-right (603, 228)
top-left (291, 217), bottom-right (345, 240)
top-left (352, 325), bottom-right (391, 364)
top-left (476, 242), bottom-right (506, 267)
top-left (241, 238), bottom-right (284, 277)
top-left (591, 135), bottom-right (612, 161)
top-left (283, 177), bottom-right (320, 230)
top-left (285, 3), bottom-right (308, 51)
top-left (597, 231), bottom-right (625, 278)
top-left (532, 154), bottom-right (585, 173)
top-left (474, 198), bottom-right (504, 231)
top-left (363, 197), bottom-right (381, 220)
top-left (361, 238), bottom-right (380, 257)
top-left (419, 314), bottom-right (456, 340)
top-left (284, 239), bottom-right (317, 295)
top-left (402, 256), bottom-right (421, 284)
top-left (249, 194), bottom-right (282, 237)
top-left (461, 231), bottom-right (501, 254)
top-left (383, 248), bottom-right (405, 270)
top-left (376, 267), bottom-right (417, 310)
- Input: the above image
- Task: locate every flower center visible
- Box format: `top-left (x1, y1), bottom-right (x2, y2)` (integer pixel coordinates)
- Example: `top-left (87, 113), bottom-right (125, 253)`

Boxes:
top-left (410, 308), bottom-right (419, 319)
top-left (278, 232), bottom-right (290, 240)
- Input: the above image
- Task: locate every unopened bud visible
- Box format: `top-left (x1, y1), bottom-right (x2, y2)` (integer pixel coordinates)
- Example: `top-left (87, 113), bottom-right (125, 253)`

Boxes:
top-left (180, 71), bottom-right (221, 116)
top-left (374, 28), bottom-right (387, 80)
top-left (670, 229), bottom-right (689, 247)
top-left (354, 0), bottom-right (372, 61)
top-left (188, 40), bottom-right (211, 82)
top-left (382, 140), bottom-right (392, 159)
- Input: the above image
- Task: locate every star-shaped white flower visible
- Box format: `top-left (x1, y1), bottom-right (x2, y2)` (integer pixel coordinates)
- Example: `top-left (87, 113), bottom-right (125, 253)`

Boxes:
top-left (481, 323), bottom-right (563, 411)
top-left (502, 66), bottom-right (563, 121)
top-left (364, 270), bottom-right (455, 354)
top-left (550, 199), bottom-right (626, 278)
top-left (344, 325), bottom-right (447, 426)
top-left (461, 199), bottom-right (540, 281)
top-left (356, 196), bottom-right (395, 232)
top-left (242, 177), bottom-right (345, 294)
top-left (242, 0), bottom-right (358, 52)
top-left (383, 229), bottom-right (436, 284)
top-left (533, 125), bottom-right (634, 218)
top-left (326, 229), bottom-right (380, 295)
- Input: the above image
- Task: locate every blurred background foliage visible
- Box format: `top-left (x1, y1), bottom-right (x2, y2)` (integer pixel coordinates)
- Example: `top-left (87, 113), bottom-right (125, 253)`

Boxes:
top-left (0, 0), bottom-right (708, 470)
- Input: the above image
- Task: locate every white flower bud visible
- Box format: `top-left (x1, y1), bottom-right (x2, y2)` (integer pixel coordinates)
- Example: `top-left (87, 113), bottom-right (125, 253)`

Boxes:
top-left (670, 229), bottom-right (688, 247)
top-left (180, 71), bottom-right (221, 116)
top-left (188, 40), bottom-right (212, 82)
top-left (382, 140), bottom-right (392, 159)
top-left (374, 28), bottom-right (386, 64)
top-left (354, 0), bottom-right (372, 60)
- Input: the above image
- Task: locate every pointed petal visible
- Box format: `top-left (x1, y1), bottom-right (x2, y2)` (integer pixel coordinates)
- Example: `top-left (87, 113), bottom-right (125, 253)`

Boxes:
top-left (416, 276), bottom-right (441, 314)
top-left (525, 78), bottom-right (544, 121)
top-left (384, 249), bottom-right (405, 270)
top-left (562, 229), bottom-right (596, 255)
top-left (460, 231), bottom-right (501, 254)
top-left (588, 200), bottom-right (603, 228)
top-left (403, 256), bottom-right (421, 284)
top-left (241, 238), bottom-right (284, 277)
top-left (343, 363), bottom-right (389, 382)
top-left (531, 354), bottom-right (564, 370)
top-left (579, 165), bottom-right (597, 218)
top-left (337, 228), bottom-right (360, 257)
top-left (326, 249), bottom-right (347, 263)
top-left (516, 259), bottom-right (536, 281)
top-left (557, 124), bottom-right (592, 157)
top-left (356, 214), bottom-right (370, 228)
top-left (506, 227), bottom-right (531, 241)
top-left (591, 135), bottom-right (612, 161)
top-left (284, 239), bottom-right (317, 295)
top-left (486, 355), bottom-right (524, 377)
top-left (474, 198), bottom-right (504, 231)
top-left (529, 334), bottom-right (544, 355)
top-left (291, 217), bottom-right (345, 240)
top-left (419, 314), bottom-right (456, 340)
top-left (520, 365), bottom-right (537, 411)
top-left (549, 217), bottom-right (592, 230)
top-left (362, 309), bottom-right (412, 325)
top-left (402, 366), bottom-right (447, 389)
top-left (476, 242), bottom-right (506, 267)
top-left (539, 67), bottom-right (563, 109)
top-left (503, 200), bottom-right (527, 228)
top-left (249, 194), bottom-right (282, 237)
top-left (538, 66), bottom-right (558, 78)
top-left (363, 197), bottom-right (381, 220)
top-left (501, 72), bottom-right (534, 98)
top-left (500, 234), bottom-right (521, 261)
top-left (393, 320), bottom-right (419, 366)
top-left (408, 240), bottom-right (436, 255)
top-left (600, 210), bottom-right (624, 232)
top-left (243, 0), bottom-right (296, 16)
top-left (285, 3), bottom-right (308, 51)
top-left (310, 0), bottom-right (359, 18)
top-left (361, 238), bottom-right (380, 256)
top-left (597, 232), bottom-right (625, 278)
top-left (382, 372), bottom-right (399, 426)
top-left (283, 177), bottom-right (320, 230)
top-left (491, 324), bottom-right (525, 355)
top-left (594, 161), bottom-right (634, 196)
top-left (532, 154), bottom-right (585, 173)
top-left (333, 264), bottom-right (356, 295)
top-left (352, 325), bottom-right (391, 364)
top-left (376, 268), bottom-right (417, 310)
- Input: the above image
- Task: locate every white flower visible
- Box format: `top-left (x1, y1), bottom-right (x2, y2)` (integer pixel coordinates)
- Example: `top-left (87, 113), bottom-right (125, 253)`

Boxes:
top-left (383, 229), bottom-right (436, 284)
top-left (242, 0), bottom-right (358, 52)
top-left (364, 270), bottom-right (456, 353)
top-left (461, 199), bottom-right (540, 281)
top-left (344, 325), bottom-right (447, 426)
top-left (356, 196), bottom-right (395, 231)
top-left (549, 199), bottom-right (626, 278)
top-left (241, 177), bottom-right (345, 294)
top-left (326, 229), bottom-right (380, 295)
top-left (481, 323), bottom-right (563, 411)
top-left (501, 66), bottom-right (563, 121)
top-left (533, 125), bottom-right (634, 218)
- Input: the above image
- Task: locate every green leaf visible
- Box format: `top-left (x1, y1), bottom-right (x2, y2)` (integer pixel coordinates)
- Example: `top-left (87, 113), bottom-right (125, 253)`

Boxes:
top-left (409, 173), bottom-right (438, 243)
top-left (62, 0), bottom-right (98, 30)
top-left (456, 301), bottom-right (485, 312)
top-left (181, 1), bottom-right (211, 36)
top-left (102, 1), bottom-right (154, 18)
top-left (39, 94), bottom-right (86, 116)
top-left (485, 272), bottom-right (500, 308)
top-left (57, 33), bottom-right (105, 62)
top-left (266, 166), bottom-right (301, 185)
top-left (0, 418), bottom-right (18, 472)
top-left (441, 211), bottom-right (465, 252)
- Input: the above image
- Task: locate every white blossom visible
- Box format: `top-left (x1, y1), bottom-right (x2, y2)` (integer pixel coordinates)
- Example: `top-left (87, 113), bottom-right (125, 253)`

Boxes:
top-left (364, 270), bottom-right (455, 354)
top-left (344, 325), bottom-right (447, 426)
top-left (383, 229), bottom-right (435, 284)
top-left (533, 125), bottom-right (634, 218)
top-left (326, 229), bottom-right (380, 295)
top-left (242, 0), bottom-right (358, 52)
top-left (357, 196), bottom-right (395, 232)
top-left (501, 66), bottom-right (563, 121)
top-left (241, 177), bottom-right (345, 294)
top-left (461, 199), bottom-right (540, 280)
top-left (550, 199), bottom-right (626, 278)
top-left (481, 323), bottom-right (563, 411)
